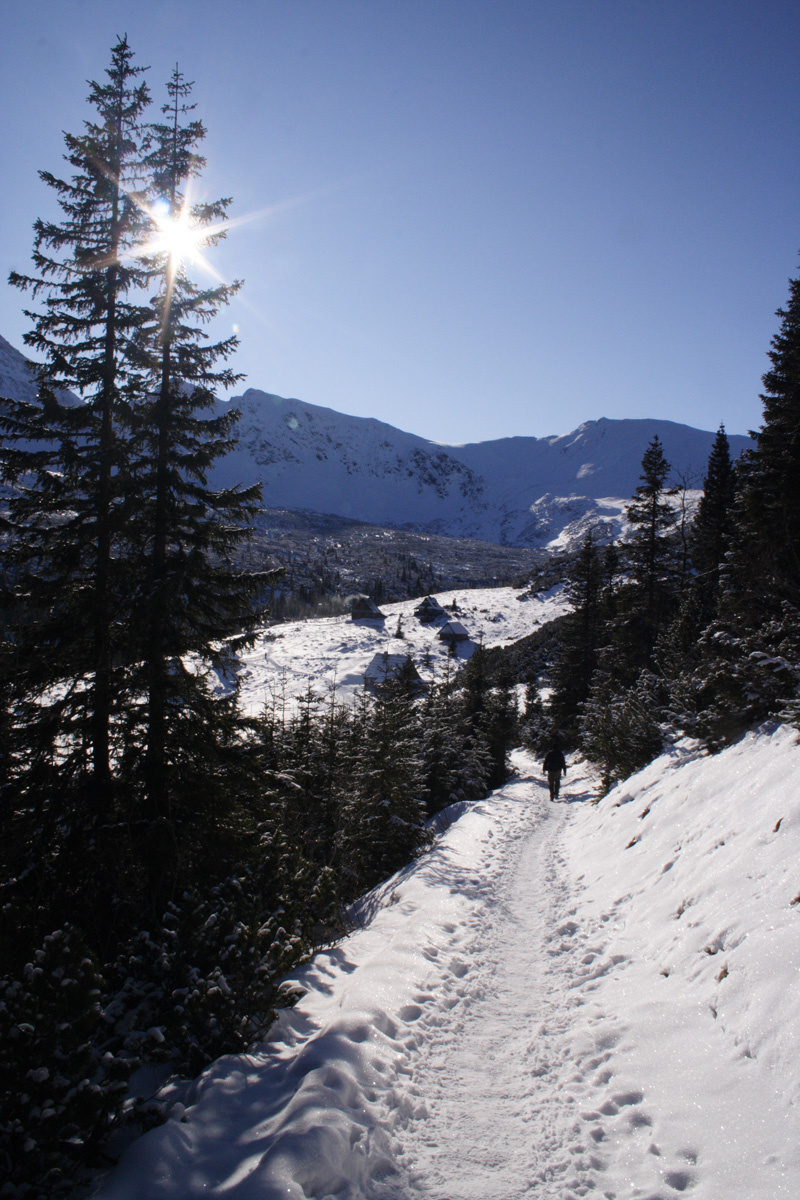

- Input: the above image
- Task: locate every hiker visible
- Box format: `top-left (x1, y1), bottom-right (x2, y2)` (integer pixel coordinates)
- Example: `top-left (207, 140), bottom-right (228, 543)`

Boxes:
top-left (543, 743), bottom-right (567, 801)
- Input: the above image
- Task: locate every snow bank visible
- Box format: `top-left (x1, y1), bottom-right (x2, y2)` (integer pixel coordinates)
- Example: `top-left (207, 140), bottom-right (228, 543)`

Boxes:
top-left (561, 722), bottom-right (800, 1198)
top-left (92, 794), bottom-right (525, 1199)
top-left (94, 726), bottom-right (800, 1199)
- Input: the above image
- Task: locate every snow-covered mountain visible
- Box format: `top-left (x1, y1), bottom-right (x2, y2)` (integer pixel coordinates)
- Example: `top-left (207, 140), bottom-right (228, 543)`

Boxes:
top-left (213, 388), bottom-right (751, 548)
top-left (1, 332), bottom-right (753, 549)
top-left (0, 331), bottom-right (79, 409)
top-left (0, 332), bottom-right (40, 405)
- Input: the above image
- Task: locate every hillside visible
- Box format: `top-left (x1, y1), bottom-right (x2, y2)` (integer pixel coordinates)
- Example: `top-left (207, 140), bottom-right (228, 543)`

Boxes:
top-left (233, 583), bottom-right (567, 714)
top-left (0, 332), bottom-right (39, 405)
top-left (93, 722), bottom-right (800, 1200)
top-left (214, 387), bottom-right (751, 548)
top-left (1, 332), bottom-right (753, 552)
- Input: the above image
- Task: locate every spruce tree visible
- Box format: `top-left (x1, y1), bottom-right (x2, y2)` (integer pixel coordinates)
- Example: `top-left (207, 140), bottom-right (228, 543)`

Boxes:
top-left (579, 666), bottom-right (665, 792)
top-left (691, 424), bottom-right (736, 620)
top-left (459, 642), bottom-right (516, 789)
top-left (618, 435), bottom-right (679, 673)
top-left (336, 679), bottom-right (429, 895)
top-left (731, 272), bottom-right (800, 612)
top-left (420, 673), bottom-right (490, 815)
top-left (673, 271), bottom-right (800, 746)
top-left (549, 532), bottom-right (604, 742)
top-left (0, 38), bottom-right (152, 921)
top-left (122, 66), bottom-right (273, 910)
top-left (276, 681), bottom-right (349, 870)
top-left (578, 443), bottom-right (679, 784)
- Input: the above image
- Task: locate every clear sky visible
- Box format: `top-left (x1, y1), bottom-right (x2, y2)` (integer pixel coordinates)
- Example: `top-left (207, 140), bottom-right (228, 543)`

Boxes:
top-left (2, 0), bottom-right (800, 444)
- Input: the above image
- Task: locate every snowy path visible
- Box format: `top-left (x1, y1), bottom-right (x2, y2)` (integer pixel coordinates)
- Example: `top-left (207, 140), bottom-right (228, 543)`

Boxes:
top-left (389, 764), bottom-right (655, 1200)
top-left (392, 767), bottom-right (588, 1198)
top-left (97, 734), bottom-right (800, 1200)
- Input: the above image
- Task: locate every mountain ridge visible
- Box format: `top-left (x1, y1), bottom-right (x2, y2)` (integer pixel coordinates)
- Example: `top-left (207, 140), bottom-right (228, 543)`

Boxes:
top-left (1, 332), bottom-right (753, 549)
top-left (211, 386), bottom-right (752, 547)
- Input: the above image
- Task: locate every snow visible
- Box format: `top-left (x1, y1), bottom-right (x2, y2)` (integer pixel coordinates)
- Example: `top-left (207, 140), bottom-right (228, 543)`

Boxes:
top-left (0, 333), bottom-right (39, 404)
top-left (209, 386), bottom-right (752, 548)
top-left (0, 331), bottom-right (78, 409)
top-left (94, 719), bottom-right (800, 1200)
top-left (1, 329), bottom-right (751, 549)
top-left (234, 585), bottom-right (567, 715)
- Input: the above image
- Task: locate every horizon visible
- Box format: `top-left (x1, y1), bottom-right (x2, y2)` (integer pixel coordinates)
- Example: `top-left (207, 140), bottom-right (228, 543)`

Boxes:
top-left (230, 380), bottom-right (754, 444)
top-left (0, 329), bottom-right (755, 445)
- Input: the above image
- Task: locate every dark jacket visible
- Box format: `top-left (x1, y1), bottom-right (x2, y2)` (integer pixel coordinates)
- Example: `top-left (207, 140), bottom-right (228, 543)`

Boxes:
top-left (543, 749), bottom-right (567, 775)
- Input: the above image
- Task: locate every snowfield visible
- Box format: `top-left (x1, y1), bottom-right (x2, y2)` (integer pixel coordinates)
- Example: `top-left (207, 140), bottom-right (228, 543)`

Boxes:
top-left (94, 722), bottom-right (800, 1200)
top-left (235, 585), bottom-right (567, 715)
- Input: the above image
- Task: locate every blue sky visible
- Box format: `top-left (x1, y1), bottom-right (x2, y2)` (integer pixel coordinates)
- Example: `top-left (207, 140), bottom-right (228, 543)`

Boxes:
top-left (2, 1), bottom-right (800, 443)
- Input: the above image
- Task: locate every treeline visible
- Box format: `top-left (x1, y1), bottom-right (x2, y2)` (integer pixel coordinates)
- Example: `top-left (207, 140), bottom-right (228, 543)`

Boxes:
top-left (542, 273), bottom-right (800, 787)
top-left (0, 40), bottom-right (519, 1197)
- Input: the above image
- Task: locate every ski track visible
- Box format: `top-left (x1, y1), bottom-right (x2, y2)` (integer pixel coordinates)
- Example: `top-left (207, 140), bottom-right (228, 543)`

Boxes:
top-left (376, 764), bottom-right (686, 1200)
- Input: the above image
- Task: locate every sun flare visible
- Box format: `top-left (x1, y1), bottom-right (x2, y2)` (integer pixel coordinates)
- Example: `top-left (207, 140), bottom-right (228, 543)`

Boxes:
top-left (146, 198), bottom-right (210, 268)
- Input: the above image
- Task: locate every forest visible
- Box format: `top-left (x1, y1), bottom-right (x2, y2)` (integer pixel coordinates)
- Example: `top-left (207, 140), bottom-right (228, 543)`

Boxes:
top-left (2, 36), bottom-right (800, 1199)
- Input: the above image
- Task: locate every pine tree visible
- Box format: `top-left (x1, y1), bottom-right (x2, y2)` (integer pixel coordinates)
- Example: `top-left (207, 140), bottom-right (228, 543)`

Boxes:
top-left (670, 271), bottom-right (800, 747)
top-left (459, 642), bottom-right (516, 789)
top-left (579, 666), bottom-right (665, 792)
top-left (549, 533), bottom-right (605, 742)
top-left (0, 927), bottom-right (131, 1194)
top-left (336, 679), bottom-right (429, 895)
top-left (416, 659), bottom-right (491, 814)
top-left (691, 424), bottom-right (736, 621)
top-left (121, 66), bottom-right (275, 911)
top-left (0, 38), bottom-right (152, 922)
top-left (617, 435), bottom-right (679, 674)
top-left (276, 681), bottom-right (349, 870)
top-left (731, 272), bottom-right (800, 613)
top-left (577, 442), bottom-right (679, 784)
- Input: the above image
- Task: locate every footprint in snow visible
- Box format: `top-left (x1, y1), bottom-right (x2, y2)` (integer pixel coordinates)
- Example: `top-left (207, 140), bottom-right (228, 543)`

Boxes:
top-left (664, 1167), bottom-right (696, 1191)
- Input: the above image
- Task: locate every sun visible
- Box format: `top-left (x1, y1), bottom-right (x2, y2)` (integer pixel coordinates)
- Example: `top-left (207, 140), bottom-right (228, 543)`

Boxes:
top-left (146, 197), bottom-right (209, 268)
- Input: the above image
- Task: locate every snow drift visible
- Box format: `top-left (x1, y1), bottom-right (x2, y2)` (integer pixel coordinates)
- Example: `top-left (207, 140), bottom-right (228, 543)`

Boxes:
top-left (94, 723), bottom-right (800, 1200)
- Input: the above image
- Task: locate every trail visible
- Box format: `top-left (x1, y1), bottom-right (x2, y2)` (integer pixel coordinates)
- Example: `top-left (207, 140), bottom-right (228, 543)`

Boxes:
top-left (96, 738), bottom-right (800, 1200)
top-left (386, 762), bottom-right (637, 1200)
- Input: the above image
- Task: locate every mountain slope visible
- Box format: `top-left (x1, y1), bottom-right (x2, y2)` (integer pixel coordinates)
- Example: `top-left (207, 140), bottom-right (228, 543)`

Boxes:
top-left (93, 723), bottom-right (800, 1200)
top-left (1, 332), bottom-right (753, 549)
top-left (0, 332), bottom-right (39, 405)
top-left (211, 388), bottom-right (490, 533)
top-left (212, 388), bottom-right (752, 547)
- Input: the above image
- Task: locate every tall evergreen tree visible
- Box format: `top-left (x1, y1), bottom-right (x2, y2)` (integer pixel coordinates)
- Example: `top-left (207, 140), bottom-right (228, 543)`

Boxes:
top-left (122, 66), bottom-right (274, 910)
top-left (618, 435), bottom-right (678, 672)
top-left (0, 41), bottom-right (155, 1188)
top-left (0, 38), bottom-right (152, 915)
top-left (577, 443), bottom-right (679, 786)
top-left (459, 642), bottom-right (516, 789)
top-left (731, 273), bottom-right (800, 613)
top-left (668, 272), bottom-right (800, 748)
top-left (691, 424), bottom-right (736, 620)
top-left (549, 532), bottom-right (605, 742)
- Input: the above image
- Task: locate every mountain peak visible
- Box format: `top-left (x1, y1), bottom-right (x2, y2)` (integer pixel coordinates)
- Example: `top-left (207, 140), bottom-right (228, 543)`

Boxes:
top-left (212, 387), bottom-right (752, 549)
top-left (1, 332), bottom-right (754, 551)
